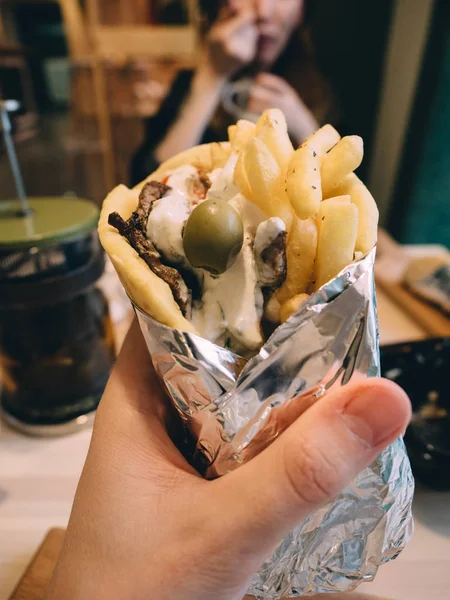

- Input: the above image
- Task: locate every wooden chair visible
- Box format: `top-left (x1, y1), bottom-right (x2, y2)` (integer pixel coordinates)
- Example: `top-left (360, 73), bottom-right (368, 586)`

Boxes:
top-left (59, 0), bottom-right (201, 193)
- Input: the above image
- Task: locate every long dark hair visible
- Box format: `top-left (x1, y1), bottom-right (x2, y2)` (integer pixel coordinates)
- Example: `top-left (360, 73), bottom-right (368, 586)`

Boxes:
top-left (198, 0), bottom-right (339, 126)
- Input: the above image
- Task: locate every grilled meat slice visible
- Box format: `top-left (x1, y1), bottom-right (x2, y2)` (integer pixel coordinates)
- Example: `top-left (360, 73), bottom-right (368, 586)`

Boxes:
top-left (108, 211), bottom-right (192, 318)
top-left (254, 219), bottom-right (287, 288)
top-left (131, 181), bottom-right (171, 232)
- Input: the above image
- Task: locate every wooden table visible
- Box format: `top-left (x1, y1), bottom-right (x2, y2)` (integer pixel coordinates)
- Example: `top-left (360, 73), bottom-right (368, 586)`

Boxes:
top-left (1, 419), bottom-right (449, 600)
top-left (1, 282), bottom-right (449, 599)
top-left (6, 529), bottom-right (392, 600)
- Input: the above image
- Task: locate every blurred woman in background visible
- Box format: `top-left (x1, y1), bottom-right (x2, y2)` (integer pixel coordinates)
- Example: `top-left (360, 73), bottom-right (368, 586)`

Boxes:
top-left (131, 0), bottom-right (337, 185)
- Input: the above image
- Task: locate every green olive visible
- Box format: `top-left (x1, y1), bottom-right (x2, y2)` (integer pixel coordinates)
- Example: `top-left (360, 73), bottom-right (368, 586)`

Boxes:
top-left (183, 200), bottom-right (244, 274)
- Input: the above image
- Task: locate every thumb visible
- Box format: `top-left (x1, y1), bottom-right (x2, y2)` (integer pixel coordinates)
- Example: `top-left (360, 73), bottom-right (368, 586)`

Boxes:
top-left (211, 378), bottom-right (411, 554)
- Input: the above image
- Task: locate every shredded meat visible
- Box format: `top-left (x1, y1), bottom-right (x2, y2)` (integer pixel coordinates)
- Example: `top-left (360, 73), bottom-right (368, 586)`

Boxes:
top-left (194, 171), bottom-right (211, 199)
top-left (131, 181), bottom-right (171, 232)
top-left (258, 231), bottom-right (287, 288)
top-left (108, 211), bottom-right (192, 318)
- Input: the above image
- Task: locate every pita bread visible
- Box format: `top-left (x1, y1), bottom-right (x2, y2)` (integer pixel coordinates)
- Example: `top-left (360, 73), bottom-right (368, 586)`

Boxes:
top-left (98, 142), bottom-right (230, 332)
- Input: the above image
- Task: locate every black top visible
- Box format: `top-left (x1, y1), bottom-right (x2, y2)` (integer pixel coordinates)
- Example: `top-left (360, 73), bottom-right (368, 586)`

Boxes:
top-left (129, 29), bottom-right (342, 186)
top-left (130, 70), bottom-right (220, 186)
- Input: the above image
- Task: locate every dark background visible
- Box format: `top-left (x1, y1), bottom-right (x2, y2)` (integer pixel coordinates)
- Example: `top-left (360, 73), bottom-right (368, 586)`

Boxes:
top-left (5, 0), bottom-right (450, 248)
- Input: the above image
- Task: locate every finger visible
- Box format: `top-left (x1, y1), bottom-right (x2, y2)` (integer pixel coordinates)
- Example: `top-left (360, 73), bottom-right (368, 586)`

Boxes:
top-left (221, 8), bottom-right (257, 35)
top-left (255, 72), bottom-right (288, 92)
top-left (110, 319), bottom-right (160, 404)
top-left (134, 80), bottom-right (166, 100)
top-left (96, 319), bottom-right (197, 473)
top-left (133, 83), bottom-right (147, 99)
top-left (247, 98), bottom-right (271, 116)
top-left (211, 378), bottom-right (411, 553)
top-left (98, 319), bottom-right (173, 449)
top-left (249, 85), bottom-right (274, 101)
top-left (248, 86), bottom-right (276, 113)
top-left (100, 319), bottom-right (172, 428)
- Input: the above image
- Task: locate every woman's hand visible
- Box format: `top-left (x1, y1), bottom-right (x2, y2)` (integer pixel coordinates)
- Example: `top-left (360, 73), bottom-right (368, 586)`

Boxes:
top-left (248, 73), bottom-right (319, 144)
top-left (153, 6), bottom-right (258, 164)
top-left (45, 321), bottom-right (411, 600)
top-left (205, 6), bottom-right (259, 79)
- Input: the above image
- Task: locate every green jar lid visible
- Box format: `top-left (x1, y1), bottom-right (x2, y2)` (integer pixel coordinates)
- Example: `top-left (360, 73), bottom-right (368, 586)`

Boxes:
top-left (0, 197), bottom-right (99, 250)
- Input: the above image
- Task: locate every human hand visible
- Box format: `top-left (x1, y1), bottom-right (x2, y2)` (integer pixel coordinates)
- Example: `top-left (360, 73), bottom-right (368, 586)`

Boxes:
top-left (46, 320), bottom-right (411, 600)
top-left (132, 79), bottom-right (168, 116)
top-left (248, 73), bottom-right (319, 144)
top-left (205, 5), bottom-right (259, 79)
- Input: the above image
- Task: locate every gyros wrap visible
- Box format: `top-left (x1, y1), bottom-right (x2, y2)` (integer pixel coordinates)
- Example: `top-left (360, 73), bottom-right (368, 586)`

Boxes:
top-left (98, 111), bottom-right (414, 599)
top-left (99, 142), bottom-right (230, 334)
top-left (99, 110), bottom-right (378, 355)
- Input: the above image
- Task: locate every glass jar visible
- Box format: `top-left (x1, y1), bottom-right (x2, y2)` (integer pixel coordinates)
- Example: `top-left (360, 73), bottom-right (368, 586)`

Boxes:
top-left (0, 197), bottom-right (116, 435)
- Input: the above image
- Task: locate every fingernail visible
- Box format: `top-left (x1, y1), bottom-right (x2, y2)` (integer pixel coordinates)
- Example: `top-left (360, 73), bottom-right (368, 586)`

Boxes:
top-left (342, 381), bottom-right (411, 448)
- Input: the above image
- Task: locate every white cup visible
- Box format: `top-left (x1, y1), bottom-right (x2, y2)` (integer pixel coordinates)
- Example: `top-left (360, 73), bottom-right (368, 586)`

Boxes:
top-left (221, 78), bottom-right (259, 123)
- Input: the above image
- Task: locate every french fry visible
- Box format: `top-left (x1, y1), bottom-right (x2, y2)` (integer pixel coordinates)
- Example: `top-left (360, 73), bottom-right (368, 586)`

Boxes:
top-left (285, 124), bottom-right (342, 220)
top-left (254, 109), bottom-right (273, 134)
top-left (228, 124), bottom-right (237, 144)
top-left (255, 109), bottom-right (294, 175)
top-left (244, 138), bottom-right (293, 226)
top-left (333, 173), bottom-right (379, 254)
top-left (306, 124), bottom-right (341, 156)
top-left (280, 293), bottom-right (310, 323)
top-left (275, 216), bottom-right (318, 305)
top-left (264, 294), bottom-right (281, 324)
top-left (234, 150), bottom-right (252, 199)
top-left (315, 195), bottom-right (358, 290)
top-left (230, 120), bottom-right (256, 153)
top-left (322, 195), bottom-right (351, 206)
top-left (321, 135), bottom-right (364, 198)
top-left (286, 143), bottom-right (322, 219)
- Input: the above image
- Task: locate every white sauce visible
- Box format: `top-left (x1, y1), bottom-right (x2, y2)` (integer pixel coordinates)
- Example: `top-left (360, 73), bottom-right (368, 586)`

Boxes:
top-left (166, 165), bottom-right (199, 196)
top-left (208, 168), bottom-right (222, 187)
top-left (192, 193), bottom-right (266, 351)
top-left (147, 193), bottom-right (190, 264)
top-left (148, 158), bottom-right (277, 352)
top-left (146, 165), bottom-right (200, 264)
top-left (254, 217), bottom-right (286, 252)
top-left (206, 154), bottom-right (239, 201)
top-left (254, 217), bottom-right (286, 286)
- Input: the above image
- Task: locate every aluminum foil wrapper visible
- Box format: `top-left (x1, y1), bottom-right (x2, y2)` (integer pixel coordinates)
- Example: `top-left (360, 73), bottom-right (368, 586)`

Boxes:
top-left (134, 249), bottom-right (414, 598)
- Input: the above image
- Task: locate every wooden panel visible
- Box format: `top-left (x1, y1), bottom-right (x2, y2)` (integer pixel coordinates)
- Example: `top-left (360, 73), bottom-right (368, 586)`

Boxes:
top-left (186, 0), bottom-right (200, 27)
top-left (93, 25), bottom-right (198, 59)
top-left (8, 528), bottom-right (65, 600)
top-left (58, 0), bottom-right (91, 57)
top-left (70, 59), bottom-right (184, 118)
top-left (375, 229), bottom-right (450, 338)
top-left (377, 280), bottom-right (450, 338)
top-left (377, 287), bottom-right (428, 345)
top-left (87, 0), bottom-right (152, 25)
top-left (8, 527), bottom-right (393, 600)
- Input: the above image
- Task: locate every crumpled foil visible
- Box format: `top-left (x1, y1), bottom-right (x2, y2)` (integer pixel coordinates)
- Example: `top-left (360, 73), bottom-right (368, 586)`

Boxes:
top-left (134, 249), bottom-right (414, 599)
